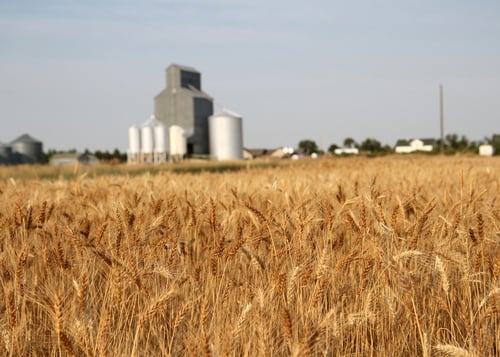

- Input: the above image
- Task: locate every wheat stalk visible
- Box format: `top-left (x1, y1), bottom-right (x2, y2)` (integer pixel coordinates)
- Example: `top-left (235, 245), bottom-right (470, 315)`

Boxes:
top-left (433, 344), bottom-right (476, 357)
top-left (435, 255), bottom-right (450, 294)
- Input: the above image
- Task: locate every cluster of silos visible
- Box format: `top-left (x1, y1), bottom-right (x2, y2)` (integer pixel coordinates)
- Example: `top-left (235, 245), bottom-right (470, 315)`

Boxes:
top-left (136, 64), bottom-right (245, 163)
top-left (209, 110), bottom-right (243, 160)
top-left (127, 115), bottom-right (181, 164)
top-left (0, 134), bottom-right (44, 165)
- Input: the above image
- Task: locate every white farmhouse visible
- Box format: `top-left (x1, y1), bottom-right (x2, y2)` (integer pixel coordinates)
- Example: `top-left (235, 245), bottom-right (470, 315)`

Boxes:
top-left (334, 147), bottom-right (359, 155)
top-left (395, 138), bottom-right (435, 153)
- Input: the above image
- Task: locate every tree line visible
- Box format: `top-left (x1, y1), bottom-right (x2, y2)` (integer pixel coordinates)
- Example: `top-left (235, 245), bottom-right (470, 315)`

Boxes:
top-left (44, 148), bottom-right (127, 163)
top-left (299, 134), bottom-right (500, 156)
top-left (43, 133), bottom-right (499, 164)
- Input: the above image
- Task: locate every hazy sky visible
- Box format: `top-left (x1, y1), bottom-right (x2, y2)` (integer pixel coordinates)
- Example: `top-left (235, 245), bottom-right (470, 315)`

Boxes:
top-left (1, 0), bottom-right (499, 152)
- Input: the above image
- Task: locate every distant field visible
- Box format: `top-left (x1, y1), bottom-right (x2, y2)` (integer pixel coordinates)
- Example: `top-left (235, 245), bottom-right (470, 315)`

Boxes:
top-left (0, 159), bottom-right (278, 181)
top-left (0, 156), bottom-right (498, 356)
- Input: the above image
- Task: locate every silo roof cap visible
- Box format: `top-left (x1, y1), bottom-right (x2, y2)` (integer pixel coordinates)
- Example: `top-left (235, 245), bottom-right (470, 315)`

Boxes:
top-left (212, 109), bottom-right (242, 118)
top-left (11, 134), bottom-right (41, 144)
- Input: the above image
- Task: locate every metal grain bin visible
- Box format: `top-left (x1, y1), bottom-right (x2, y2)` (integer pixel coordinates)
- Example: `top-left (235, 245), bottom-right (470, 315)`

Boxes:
top-left (209, 110), bottom-right (243, 160)
top-left (10, 134), bottom-right (43, 163)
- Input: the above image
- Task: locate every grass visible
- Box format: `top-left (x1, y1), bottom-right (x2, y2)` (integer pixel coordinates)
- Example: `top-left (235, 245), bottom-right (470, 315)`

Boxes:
top-left (0, 155), bottom-right (498, 356)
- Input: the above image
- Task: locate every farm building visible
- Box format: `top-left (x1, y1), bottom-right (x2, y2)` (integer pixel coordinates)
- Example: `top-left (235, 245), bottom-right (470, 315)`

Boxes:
top-left (129, 64), bottom-right (245, 163)
top-left (49, 153), bottom-right (99, 166)
top-left (334, 147), bottom-right (359, 155)
top-left (478, 144), bottom-right (494, 156)
top-left (154, 64), bottom-right (213, 156)
top-left (394, 138), bottom-right (435, 153)
top-left (242, 149), bottom-right (254, 160)
top-left (270, 147), bottom-right (294, 159)
top-left (245, 149), bottom-right (269, 159)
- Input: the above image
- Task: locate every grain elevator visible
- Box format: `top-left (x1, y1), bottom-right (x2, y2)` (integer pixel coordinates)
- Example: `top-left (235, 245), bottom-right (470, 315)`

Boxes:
top-left (128, 64), bottom-right (244, 163)
top-left (154, 64), bottom-right (213, 156)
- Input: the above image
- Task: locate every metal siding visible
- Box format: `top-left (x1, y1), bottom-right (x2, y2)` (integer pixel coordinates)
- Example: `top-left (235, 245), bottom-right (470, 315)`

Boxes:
top-left (154, 124), bottom-right (168, 153)
top-left (141, 126), bottom-right (154, 154)
top-left (169, 125), bottom-right (186, 157)
top-left (11, 141), bottom-right (43, 163)
top-left (154, 65), bottom-right (213, 156)
top-left (192, 97), bottom-right (212, 154)
top-left (209, 113), bottom-right (243, 160)
top-left (128, 126), bottom-right (141, 154)
top-left (180, 71), bottom-right (201, 90)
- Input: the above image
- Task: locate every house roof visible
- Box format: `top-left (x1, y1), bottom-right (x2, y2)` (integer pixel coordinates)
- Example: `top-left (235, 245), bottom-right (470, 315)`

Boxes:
top-left (395, 139), bottom-right (410, 147)
top-left (245, 148), bottom-right (269, 157)
top-left (395, 138), bottom-right (436, 147)
top-left (421, 138), bottom-right (436, 145)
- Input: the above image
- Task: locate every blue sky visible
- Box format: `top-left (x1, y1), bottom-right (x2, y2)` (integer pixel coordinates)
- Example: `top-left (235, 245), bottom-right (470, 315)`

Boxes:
top-left (1, 0), bottom-right (499, 151)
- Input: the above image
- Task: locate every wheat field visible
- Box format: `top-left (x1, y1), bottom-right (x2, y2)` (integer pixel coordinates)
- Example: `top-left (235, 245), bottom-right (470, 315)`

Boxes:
top-left (0, 156), bottom-right (498, 356)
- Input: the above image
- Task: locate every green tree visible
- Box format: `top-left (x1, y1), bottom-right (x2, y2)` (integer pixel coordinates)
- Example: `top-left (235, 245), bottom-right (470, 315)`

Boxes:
top-left (328, 143), bottom-right (339, 154)
top-left (382, 144), bottom-right (393, 153)
top-left (343, 137), bottom-right (357, 148)
top-left (446, 134), bottom-right (459, 149)
top-left (489, 134), bottom-right (500, 155)
top-left (360, 138), bottom-right (382, 153)
top-left (298, 140), bottom-right (319, 154)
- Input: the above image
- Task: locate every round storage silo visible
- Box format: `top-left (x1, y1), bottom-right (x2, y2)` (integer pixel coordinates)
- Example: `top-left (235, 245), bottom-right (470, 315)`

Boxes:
top-left (127, 125), bottom-right (141, 164)
top-left (154, 122), bottom-right (168, 163)
top-left (154, 122), bottom-right (168, 153)
top-left (141, 124), bottom-right (154, 163)
top-left (209, 111), bottom-right (243, 160)
top-left (128, 125), bottom-right (141, 154)
top-left (10, 134), bottom-right (43, 163)
top-left (169, 125), bottom-right (186, 160)
top-left (141, 125), bottom-right (154, 154)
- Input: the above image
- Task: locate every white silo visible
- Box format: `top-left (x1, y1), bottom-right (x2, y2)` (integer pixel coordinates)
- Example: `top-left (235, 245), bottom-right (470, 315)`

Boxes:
top-left (209, 110), bottom-right (243, 160)
top-left (127, 125), bottom-right (141, 164)
top-left (154, 122), bottom-right (168, 163)
top-left (169, 125), bottom-right (186, 162)
top-left (141, 124), bottom-right (154, 163)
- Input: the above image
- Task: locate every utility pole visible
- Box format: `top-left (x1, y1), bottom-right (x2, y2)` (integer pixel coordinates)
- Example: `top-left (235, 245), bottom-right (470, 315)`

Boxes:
top-left (440, 84), bottom-right (444, 155)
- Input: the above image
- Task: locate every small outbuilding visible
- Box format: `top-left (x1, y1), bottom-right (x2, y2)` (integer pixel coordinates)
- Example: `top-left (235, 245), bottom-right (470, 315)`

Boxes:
top-left (270, 147), bottom-right (294, 159)
top-left (395, 138), bottom-right (435, 153)
top-left (478, 144), bottom-right (494, 157)
top-left (242, 149), bottom-right (254, 160)
top-left (334, 147), bottom-right (359, 155)
top-left (49, 153), bottom-right (99, 166)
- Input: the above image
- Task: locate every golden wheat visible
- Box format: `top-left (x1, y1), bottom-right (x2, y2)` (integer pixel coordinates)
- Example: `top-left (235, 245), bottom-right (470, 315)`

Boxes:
top-left (0, 156), bottom-right (498, 355)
